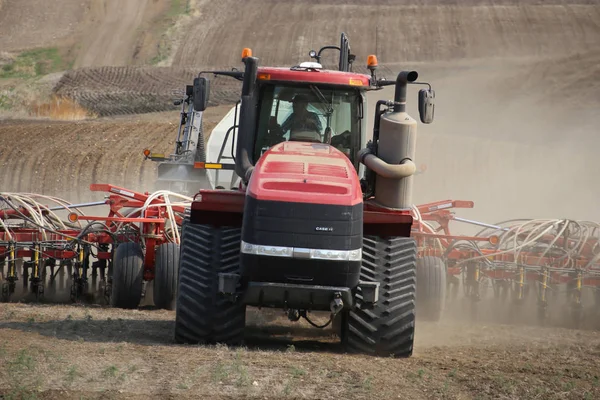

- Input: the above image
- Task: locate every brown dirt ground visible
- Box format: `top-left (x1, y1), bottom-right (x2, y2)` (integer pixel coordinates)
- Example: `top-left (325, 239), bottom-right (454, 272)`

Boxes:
top-left (0, 0), bottom-right (88, 53)
top-left (174, 0), bottom-right (600, 67)
top-left (71, 0), bottom-right (171, 68)
top-left (0, 303), bottom-right (599, 399)
top-left (0, 0), bottom-right (182, 67)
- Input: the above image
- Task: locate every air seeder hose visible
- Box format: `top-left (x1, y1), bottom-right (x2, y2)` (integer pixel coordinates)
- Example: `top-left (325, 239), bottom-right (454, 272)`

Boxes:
top-left (115, 190), bottom-right (193, 245)
top-left (452, 218), bottom-right (600, 271)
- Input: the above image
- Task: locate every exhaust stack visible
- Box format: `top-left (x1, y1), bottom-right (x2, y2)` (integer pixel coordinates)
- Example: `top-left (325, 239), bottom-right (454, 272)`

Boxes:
top-left (360, 71), bottom-right (419, 210)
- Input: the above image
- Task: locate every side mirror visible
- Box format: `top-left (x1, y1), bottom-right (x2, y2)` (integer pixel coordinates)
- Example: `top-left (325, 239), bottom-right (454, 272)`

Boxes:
top-left (185, 84), bottom-right (193, 96)
top-left (418, 88), bottom-right (435, 124)
top-left (193, 77), bottom-right (210, 111)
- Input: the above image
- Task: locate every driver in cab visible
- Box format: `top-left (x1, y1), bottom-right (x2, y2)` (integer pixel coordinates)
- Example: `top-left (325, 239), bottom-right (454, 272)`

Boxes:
top-left (277, 94), bottom-right (323, 141)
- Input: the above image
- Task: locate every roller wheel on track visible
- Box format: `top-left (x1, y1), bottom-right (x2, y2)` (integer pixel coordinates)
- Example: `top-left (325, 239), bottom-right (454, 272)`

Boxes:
top-left (174, 215), bottom-right (245, 345)
top-left (153, 242), bottom-right (180, 310)
top-left (416, 256), bottom-right (447, 322)
top-left (342, 235), bottom-right (417, 358)
top-left (111, 242), bottom-right (144, 309)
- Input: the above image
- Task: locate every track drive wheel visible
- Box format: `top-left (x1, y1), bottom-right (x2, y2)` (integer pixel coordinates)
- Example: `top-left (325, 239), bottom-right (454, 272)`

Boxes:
top-left (110, 242), bottom-right (144, 309)
top-left (153, 242), bottom-right (180, 310)
top-left (343, 235), bottom-right (417, 358)
top-left (174, 215), bottom-right (245, 345)
top-left (416, 256), bottom-right (447, 322)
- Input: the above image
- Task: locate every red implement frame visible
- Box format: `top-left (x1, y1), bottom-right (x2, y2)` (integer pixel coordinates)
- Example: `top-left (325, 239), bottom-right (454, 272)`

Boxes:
top-left (3, 188), bottom-right (599, 291)
top-left (1, 184), bottom-right (186, 282)
top-left (410, 200), bottom-right (600, 289)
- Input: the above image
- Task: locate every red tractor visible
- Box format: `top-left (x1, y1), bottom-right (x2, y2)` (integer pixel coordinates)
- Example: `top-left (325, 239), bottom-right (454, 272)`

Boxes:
top-left (174, 33), bottom-right (436, 357)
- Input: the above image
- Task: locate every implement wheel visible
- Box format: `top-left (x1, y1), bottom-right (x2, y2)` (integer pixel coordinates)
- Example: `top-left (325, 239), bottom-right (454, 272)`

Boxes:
top-left (153, 242), bottom-right (180, 310)
top-left (343, 236), bottom-right (417, 358)
top-left (111, 242), bottom-right (144, 309)
top-left (416, 256), bottom-right (447, 322)
top-left (174, 215), bottom-right (245, 345)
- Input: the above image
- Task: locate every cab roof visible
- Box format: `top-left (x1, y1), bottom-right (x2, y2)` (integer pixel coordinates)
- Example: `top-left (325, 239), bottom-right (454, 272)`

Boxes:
top-left (256, 66), bottom-right (372, 89)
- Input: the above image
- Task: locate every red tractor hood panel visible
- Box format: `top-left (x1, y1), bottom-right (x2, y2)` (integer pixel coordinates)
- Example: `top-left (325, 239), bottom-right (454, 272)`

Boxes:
top-left (247, 142), bottom-right (363, 206)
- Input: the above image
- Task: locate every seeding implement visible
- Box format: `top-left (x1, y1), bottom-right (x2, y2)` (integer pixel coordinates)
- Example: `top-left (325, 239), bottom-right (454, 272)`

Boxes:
top-left (411, 201), bottom-right (600, 325)
top-left (0, 185), bottom-right (188, 308)
top-left (2, 190), bottom-right (598, 322)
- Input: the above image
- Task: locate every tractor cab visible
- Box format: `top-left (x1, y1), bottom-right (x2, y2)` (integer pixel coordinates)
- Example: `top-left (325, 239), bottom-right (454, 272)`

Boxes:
top-left (189, 36), bottom-right (377, 190)
top-left (252, 65), bottom-right (369, 171)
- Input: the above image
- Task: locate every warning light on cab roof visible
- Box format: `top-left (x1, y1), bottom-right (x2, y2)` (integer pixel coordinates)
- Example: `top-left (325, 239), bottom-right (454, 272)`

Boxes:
top-left (367, 54), bottom-right (378, 68)
top-left (242, 48), bottom-right (252, 59)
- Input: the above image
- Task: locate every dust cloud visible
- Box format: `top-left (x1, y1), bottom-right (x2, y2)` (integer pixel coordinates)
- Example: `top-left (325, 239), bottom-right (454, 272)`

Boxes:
top-left (367, 57), bottom-right (600, 230)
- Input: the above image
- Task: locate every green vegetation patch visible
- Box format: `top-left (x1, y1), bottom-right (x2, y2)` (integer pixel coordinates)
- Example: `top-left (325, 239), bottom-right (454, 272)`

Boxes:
top-left (0, 90), bottom-right (13, 110)
top-left (168, 0), bottom-right (191, 17)
top-left (0, 47), bottom-right (70, 79)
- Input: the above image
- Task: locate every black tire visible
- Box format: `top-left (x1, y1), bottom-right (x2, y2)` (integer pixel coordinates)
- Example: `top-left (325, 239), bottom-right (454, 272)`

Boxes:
top-left (111, 242), bottom-right (144, 309)
top-left (343, 235), bottom-right (417, 358)
top-left (416, 256), bottom-right (447, 322)
top-left (153, 242), bottom-right (180, 310)
top-left (174, 215), bottom-right (245, 345)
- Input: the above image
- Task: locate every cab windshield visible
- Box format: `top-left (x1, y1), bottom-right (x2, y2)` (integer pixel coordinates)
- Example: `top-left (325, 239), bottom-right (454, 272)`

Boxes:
top-left (254, 84), bottom-right (362, 166)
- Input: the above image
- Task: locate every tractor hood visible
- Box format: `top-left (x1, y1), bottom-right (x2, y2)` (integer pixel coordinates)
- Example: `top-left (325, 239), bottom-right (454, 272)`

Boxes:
top-left (246, 142), bottom-right (362, 206)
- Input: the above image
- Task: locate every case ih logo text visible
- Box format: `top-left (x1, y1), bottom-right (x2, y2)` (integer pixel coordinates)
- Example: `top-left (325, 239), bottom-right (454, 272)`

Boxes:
top-left (315, 226), bottom-right (333, 232)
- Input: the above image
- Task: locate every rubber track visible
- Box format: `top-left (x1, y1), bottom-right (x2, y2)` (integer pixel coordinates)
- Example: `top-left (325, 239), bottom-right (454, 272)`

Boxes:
top-left (153, 242), bottom-right (179, 310)
top-left (416, 256), bottom-right (446, 322)
top-left (346, 236), bottom-right (417, 357)
top-left (174, 215), bottom-right (245, 345)
top-left (111, 242), bottom-right (144, 309)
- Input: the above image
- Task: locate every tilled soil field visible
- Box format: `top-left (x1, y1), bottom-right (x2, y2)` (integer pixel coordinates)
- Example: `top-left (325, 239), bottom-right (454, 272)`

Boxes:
top-left (0, 105), bottom-right (232, 202)
top-left (0, 303), bottom-right (599, 399)
top-left (173, 0), bottom-right (600, 67)
top-left (52, 67), bottom-right (243, 116)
